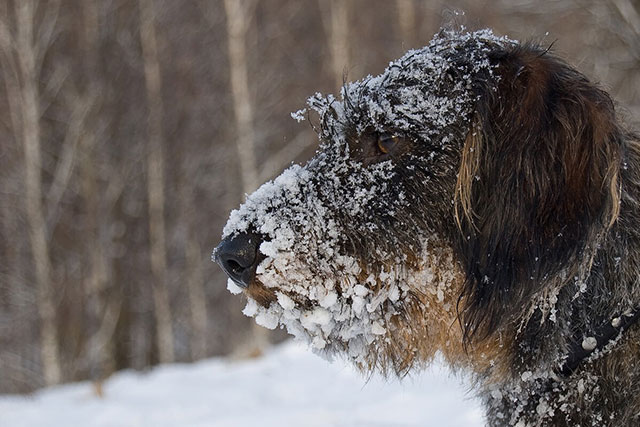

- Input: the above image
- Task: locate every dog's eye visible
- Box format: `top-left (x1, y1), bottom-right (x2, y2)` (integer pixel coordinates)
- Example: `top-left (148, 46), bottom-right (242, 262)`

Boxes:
top-left (377, 134), bottom-right (399, 154)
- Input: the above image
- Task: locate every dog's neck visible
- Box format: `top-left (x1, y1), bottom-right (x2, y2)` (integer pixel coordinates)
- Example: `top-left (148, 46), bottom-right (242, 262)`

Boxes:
top-left (557, 136), bottom-right (640, 375)
top-left (558, 306), bottom-right (640, 376)
top-left (481, 137), bottom-right (640, 426)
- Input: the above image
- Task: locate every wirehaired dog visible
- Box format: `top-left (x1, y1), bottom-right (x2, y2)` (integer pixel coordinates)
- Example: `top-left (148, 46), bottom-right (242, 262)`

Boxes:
top-left (214, 29), bottom-right (640, 426)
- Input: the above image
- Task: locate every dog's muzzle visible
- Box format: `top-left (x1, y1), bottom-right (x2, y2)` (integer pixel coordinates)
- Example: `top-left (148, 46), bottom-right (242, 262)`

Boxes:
top-left (214, 233), bottom-right (263, 288)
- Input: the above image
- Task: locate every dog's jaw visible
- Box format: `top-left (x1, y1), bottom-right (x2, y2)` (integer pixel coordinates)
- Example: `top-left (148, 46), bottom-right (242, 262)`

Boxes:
top-left (247, 235), bottom-right (464, 374)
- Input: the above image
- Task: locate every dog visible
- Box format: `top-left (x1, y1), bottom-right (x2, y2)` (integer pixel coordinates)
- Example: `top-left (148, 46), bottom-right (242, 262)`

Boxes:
top-left (214, 29), bottom-right (640, 426)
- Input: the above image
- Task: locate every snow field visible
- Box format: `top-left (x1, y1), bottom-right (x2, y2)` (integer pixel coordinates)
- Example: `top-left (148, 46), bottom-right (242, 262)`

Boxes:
top-left (0, 341), bottom-right (484, 427)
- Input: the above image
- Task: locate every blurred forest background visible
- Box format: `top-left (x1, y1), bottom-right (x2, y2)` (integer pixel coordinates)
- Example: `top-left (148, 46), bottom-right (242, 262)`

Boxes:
top-left (1, 0), bottom-right (639, 393)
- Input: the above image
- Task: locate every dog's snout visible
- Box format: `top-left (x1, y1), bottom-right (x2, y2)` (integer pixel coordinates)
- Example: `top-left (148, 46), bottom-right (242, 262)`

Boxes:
top-left (214, 233), bottom-right (262, 288)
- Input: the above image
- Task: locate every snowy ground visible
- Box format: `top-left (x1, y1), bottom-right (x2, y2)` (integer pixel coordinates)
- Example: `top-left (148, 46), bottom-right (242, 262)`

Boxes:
top-left (0, 341), bottom-right (484, 427)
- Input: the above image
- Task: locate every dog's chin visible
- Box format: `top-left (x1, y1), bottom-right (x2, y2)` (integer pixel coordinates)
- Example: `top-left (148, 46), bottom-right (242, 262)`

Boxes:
top-left (240, 237), bottom-right (465, 375)
top-left (241, 286), bottom-right (398, 371)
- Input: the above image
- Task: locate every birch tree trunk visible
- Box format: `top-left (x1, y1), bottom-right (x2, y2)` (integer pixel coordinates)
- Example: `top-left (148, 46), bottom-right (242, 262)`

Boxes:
top-left (178, 154), bottom-right (208, 360)
top-left (223, 0), bottom-right (269, 354)
top-left (14, 0), bottom-right (62, 386)
top-left (223, 0), bottom-right (259, 193)
top-left (138, 0), bottom-right (175, 364)
top-left (321, 0), bottom-right (350, 91)
top-left (396, 0), bottom-right (416, 47)
top-left (79, 0), bottom-right (120, 383)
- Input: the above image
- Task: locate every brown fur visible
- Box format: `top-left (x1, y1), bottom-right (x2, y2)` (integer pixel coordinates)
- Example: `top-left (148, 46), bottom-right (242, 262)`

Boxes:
top-left (217, 33), bottom-right (640, 425)
top-left (246, 280), bottom-right (276, 308)
top-left (449, 42), bottom-right (638, 426)
top-left (455, 45), bottom-right (624, 345)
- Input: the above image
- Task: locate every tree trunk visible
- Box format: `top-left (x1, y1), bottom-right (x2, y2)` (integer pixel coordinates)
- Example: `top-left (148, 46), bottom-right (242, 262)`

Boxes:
top-left (223, 0), bottom-right (269, 353)
top-left (186, 236), bottom-right (208, 360)
top-left (138, 0), bottom-right (175, 364)
top-left (223, 0), bottom-right (259, 193)
top-left (15, 0), bottom-right (62, 386)
top-left (396, 0), bottom-right (416, 47)
top-left (321, 0), bottom-right (350, 91)
top-left (79, 0), bottom-right (119, 381)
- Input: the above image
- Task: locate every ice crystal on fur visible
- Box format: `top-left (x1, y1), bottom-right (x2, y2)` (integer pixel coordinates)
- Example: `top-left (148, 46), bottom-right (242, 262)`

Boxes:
top-left (307, 29), bottom-right (513, 144)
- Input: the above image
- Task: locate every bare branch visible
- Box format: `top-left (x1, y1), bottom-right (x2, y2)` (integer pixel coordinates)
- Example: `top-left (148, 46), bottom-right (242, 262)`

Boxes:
top-left (40, 63), bottom-right (70, 113)
top-left (0, 10), bottom-right (22, 141)
top-left (45, 93), bottom-right (93, 232)
top-left (35, 0), bottom-right (62, 71)
top-left (79, 296), bottom-right (122, 374)
top-left (612, 0), bottom-right (640, 36)
top-left (0, 13), bottom-right (15, 56)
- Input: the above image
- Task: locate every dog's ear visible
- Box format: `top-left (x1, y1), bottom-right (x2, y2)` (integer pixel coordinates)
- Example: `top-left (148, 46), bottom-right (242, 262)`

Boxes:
top-left (454, 44), bottom-right (623, 343)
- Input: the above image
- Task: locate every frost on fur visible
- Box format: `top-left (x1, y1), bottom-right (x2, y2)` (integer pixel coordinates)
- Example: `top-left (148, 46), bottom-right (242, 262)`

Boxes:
top-left (216, 24), bottom-right (640, 427)
top-left (218, 29), bottom-right (512, 373)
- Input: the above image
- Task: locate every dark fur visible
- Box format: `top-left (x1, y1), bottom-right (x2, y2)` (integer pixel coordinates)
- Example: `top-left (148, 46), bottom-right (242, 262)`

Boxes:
top-left (340, 40), bottom-right (639, 425)
top-left (457, 44), bottom-right (623, 342)
top-left (221, 33), bottom-right (640, 426)
top-left (452, 42), bottom-right (640, 426)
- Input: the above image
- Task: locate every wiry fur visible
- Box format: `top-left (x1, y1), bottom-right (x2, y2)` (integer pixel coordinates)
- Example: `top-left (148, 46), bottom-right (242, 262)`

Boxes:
top-left (217, 30), bottom-right (640, 426)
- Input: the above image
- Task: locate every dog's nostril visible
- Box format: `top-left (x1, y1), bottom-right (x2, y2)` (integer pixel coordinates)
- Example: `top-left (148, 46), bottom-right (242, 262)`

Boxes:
top-left (226, 259), bottom-right (243, 274)
top-left (214, 233), bottom-right (262, 288)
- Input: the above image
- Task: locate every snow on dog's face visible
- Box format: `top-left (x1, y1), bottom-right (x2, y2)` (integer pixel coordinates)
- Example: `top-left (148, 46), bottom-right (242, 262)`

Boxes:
top-left (216, 30), bottom-right (514, 374)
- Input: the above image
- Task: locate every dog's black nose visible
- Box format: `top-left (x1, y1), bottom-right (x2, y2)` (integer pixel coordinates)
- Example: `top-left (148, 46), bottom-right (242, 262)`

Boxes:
top-left (214, 233), bottom-right (262, 288)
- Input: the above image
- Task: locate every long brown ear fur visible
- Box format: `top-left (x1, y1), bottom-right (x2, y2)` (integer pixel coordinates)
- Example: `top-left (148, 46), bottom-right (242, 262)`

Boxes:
top-left (454, 44), bottom-right (623, 344)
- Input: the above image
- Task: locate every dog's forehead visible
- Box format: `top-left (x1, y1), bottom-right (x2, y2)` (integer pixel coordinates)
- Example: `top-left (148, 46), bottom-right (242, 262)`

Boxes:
top-left (305, 29), bottom-right (515, 143)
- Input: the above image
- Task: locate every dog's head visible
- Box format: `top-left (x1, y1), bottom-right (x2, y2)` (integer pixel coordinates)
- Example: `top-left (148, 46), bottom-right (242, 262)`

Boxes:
top-left (214, 29), bottom-right (623, 375)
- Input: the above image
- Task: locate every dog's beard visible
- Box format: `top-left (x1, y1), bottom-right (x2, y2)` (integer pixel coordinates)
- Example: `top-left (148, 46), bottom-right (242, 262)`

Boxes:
top-left (235, 236), bottom-right (461, 370)
top-left (222, 154), bottom-right (408, 363)
top-left (222, 158), bottom-right (461, 370)
top-left (220, 151), bottom-right (456, 368)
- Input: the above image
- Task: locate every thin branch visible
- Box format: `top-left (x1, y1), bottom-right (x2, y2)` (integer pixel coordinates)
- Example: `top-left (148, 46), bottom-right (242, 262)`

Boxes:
top-left (35, 0), bottom-right (62, 71)
top-left (0, 24), bottom-right (22, 145)
top-left (612, 0), bottom-right (640, 36)
top-left (40, 63), bottom-right (69, 113)
top-left (78, 296), bottom-right (122, 374)
top-left (45, 92), bottom-right (93, 232)
top-left (0, 14), bottom-right (15, 56)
